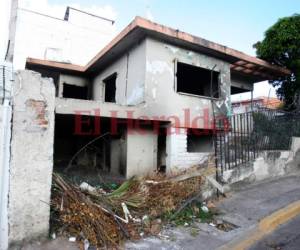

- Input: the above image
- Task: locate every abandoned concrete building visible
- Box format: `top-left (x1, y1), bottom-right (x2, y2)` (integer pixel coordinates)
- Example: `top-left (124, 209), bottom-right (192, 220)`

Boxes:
top-left (25, 16), bottom-right (290, 180)
top-left (3, 15), bottom-right (299, 248)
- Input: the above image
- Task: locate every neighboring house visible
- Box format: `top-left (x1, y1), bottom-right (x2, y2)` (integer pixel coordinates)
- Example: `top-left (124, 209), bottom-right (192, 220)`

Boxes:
top-left (26, 16), bottom-right (290, 178)
top-left (6, 0), bottom-right (115, 70)
top-left (232, 96), bottom-right (282, 114)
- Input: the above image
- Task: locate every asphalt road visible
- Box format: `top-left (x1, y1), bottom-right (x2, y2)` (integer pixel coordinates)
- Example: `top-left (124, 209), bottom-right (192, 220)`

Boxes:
top-left (249, 215), bottom-right (300, 250)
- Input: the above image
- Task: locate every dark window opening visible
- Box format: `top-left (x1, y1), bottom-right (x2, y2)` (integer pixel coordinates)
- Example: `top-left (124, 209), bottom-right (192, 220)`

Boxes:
top-left (187, 128), bottom-right (214, 152)
top-left (231, 86), bottom-right (250, 95)
top-left (176, 62), bottom-right (219, 98)
top-left (63, 83), bottom-right (88, 99)
top-left (104, 73), bottom-right (117, 103)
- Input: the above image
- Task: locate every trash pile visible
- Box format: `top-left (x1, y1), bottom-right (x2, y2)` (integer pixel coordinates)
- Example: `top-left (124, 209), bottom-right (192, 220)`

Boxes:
top-left (51, 172), bottom-right (203, 248)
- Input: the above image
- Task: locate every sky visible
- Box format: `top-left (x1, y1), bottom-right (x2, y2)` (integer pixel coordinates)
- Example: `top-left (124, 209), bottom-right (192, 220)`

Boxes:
top-left (9, 0), bottom-right (300, 100)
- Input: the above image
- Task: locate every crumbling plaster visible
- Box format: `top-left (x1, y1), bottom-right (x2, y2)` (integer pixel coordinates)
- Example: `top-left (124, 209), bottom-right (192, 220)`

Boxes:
top-left (144, 37), bottom-right (232, 125)
top-left (8, 70), bottom-right (55, 246)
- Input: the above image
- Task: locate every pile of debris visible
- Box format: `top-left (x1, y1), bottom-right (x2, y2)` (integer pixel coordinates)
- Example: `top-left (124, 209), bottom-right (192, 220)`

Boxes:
top-left (51, 172), bottom-right (203, 248)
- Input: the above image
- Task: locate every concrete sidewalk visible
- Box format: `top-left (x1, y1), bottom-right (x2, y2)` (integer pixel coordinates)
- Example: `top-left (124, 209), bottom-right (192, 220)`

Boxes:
top-left (126, 174), bottom-right (300, 250)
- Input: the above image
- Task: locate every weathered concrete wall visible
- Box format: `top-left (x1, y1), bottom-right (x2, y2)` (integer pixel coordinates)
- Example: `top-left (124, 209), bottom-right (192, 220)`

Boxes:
top-left (126, 127), bottom-right (157, 178)
top-left (60, 37), bottom-right (232, 130)
top-left (92, 40), bottom-right (146, 106)
top-left (166, 127), bottom-right (212, 174)
top-left (222, 137), bottom-right (300, 185)
top-left (144, 38), bottom-right (232, 126)
top-left (8, 71), bottom-right (55, 246)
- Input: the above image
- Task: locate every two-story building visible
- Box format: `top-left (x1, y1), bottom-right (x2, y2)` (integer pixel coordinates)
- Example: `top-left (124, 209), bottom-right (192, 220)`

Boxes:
top-left (26, 17), bottom-right (289, 179)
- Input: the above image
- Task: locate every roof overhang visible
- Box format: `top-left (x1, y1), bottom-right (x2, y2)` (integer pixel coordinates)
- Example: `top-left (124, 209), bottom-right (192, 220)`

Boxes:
top-left (26, 16), bottom-right (291, 81)
top-left (230, 60), bottom-right (287, 82)
top-left (26, 58), bottom-right (85, 75)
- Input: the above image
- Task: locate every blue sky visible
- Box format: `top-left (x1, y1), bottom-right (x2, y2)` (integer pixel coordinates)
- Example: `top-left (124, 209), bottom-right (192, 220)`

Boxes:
top-left (48, 0), bottom-right (300, 56)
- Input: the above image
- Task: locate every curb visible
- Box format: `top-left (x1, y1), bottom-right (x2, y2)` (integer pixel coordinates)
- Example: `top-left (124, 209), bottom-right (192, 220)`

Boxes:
top-left (219, 200), bottom-right (300, 250)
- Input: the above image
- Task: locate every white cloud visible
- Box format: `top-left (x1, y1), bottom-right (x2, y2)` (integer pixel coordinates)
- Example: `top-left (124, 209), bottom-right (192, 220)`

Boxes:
top-left (19, 0), bottom-right (117, 20)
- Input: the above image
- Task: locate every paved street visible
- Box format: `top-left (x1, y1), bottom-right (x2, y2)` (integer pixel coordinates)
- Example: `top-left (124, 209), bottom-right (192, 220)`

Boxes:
top-left (249, 215), bottom-right (300, 250)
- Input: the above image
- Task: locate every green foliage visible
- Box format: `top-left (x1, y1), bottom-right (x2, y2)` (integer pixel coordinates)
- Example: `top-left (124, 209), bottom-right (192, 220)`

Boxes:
top-left (254, 14), bottom-right (300, 110)
top-left (252, 111), bottom-right (300, 150)
top-left (163, 201), bottom-right (214, 226)
top-left (108, 177), bottom-right (135, 198)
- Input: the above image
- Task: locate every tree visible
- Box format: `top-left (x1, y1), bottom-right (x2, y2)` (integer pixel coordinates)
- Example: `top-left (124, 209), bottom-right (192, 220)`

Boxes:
top-left (254, 14), bottom-right (300, 110)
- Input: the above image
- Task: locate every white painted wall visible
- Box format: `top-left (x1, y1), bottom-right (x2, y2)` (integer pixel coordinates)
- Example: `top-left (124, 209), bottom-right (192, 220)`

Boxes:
top-left (9, 7), bottom-right (115, 69)
top-left (166, 127), bottom-right (211, 173)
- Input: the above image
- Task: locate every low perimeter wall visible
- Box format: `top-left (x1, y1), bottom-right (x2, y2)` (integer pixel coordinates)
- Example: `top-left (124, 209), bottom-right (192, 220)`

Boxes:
top-left (221, 137), bottom-right (300, 185)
